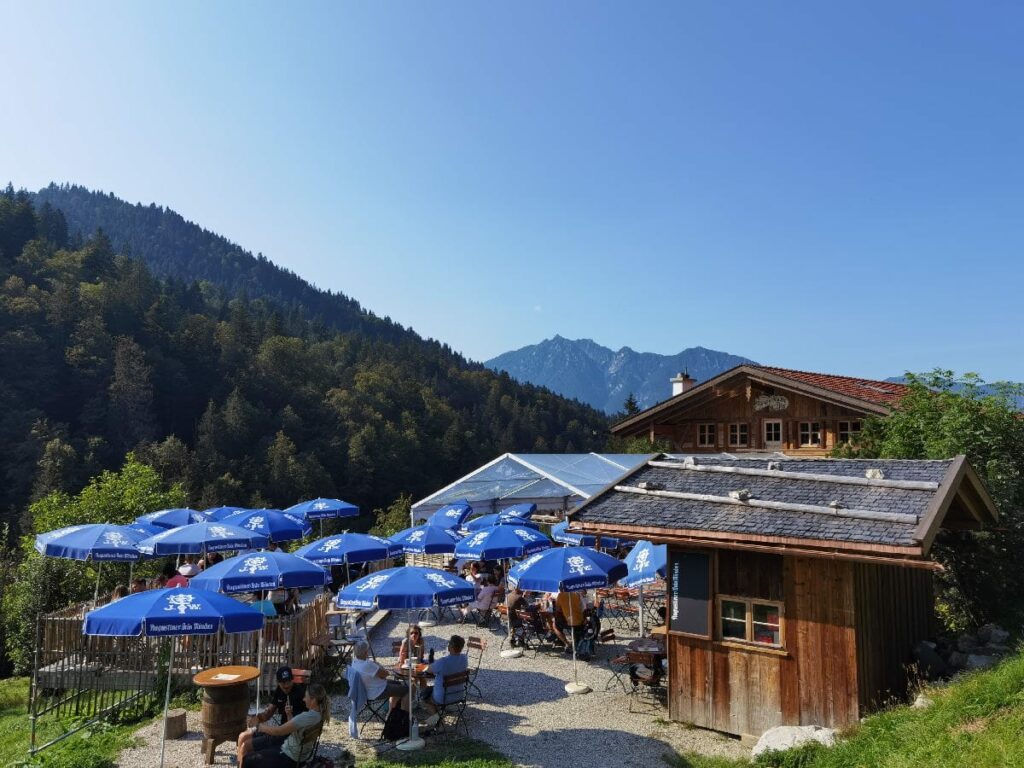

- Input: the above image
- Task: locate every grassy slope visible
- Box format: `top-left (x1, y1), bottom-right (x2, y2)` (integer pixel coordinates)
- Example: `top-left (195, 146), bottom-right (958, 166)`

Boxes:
top-left (362, 740), bottom-right (513, 768)
top-left (673, 651), bottom-right (1024, 768)
top-left (0, 678), bottom-right (139, 768)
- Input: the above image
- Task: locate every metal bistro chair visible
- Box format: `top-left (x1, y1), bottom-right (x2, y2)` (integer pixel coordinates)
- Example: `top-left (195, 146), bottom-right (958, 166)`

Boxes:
top-left (295, 719), bottom-right (324, 768)
top-left (601, 629), bottom-right (631, 693)
top-left (466, 636), bottom-right (486, 698)
top-left (625, 650), bottom-right (666, 712)
top-left (434, 669), bottom-right (470, 739)
top-left (345, 665), bottom-right (388, 737)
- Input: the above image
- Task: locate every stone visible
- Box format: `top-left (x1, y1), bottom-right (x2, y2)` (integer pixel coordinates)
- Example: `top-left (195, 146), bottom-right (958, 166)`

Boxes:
top-left (977, 624), bottom-right (1010, 646)
top-left (956, 634), bottom-right (978, 653)
top-left (966, 654), bottom-right (999, 671)
top-left (975, 644), bottom-right (1011, 657)
top-left (913, 641), bottom-right (949, 680)
top-left (947, 651), bottom-right (968, 669)
top-left (751, 725), bottom-right (838, 758)
top-left (912, 693), bottom-right (934, 709)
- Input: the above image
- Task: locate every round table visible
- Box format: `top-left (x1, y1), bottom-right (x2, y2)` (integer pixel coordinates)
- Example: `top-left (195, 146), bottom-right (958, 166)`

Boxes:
top-left (192, 665), bottom-right (260, 764)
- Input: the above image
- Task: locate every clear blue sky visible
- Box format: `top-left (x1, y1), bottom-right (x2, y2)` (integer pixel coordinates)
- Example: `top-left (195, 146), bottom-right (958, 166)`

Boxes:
top-left (2, 2), bottom-right (1023, 380)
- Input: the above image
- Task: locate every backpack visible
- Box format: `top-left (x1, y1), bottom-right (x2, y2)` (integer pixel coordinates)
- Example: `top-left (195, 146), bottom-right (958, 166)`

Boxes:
top-left (381, 705), bottom-right (410, 742)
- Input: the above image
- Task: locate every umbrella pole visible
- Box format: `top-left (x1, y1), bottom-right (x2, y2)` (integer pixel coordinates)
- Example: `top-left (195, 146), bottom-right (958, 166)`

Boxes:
top-left (501, 558), bottom-right (522, 659)
top-left (255, 591), bottom-right (265, 714)
top-left (638, 584), bottom-right (644, 637)
top-left (93, 562), bottom-right (102, 607)
top-left (565, 612), bottom-right (591, 695)
top-left (396, 614), bottom-right (424, 751)
top-left (159, 636), bottom-right (175, 768)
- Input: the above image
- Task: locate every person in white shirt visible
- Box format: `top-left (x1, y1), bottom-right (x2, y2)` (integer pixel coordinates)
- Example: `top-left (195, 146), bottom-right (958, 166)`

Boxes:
top-left (351, 640), bottom-right (408, 712)
top-left (460, 575), bottom-right (498, 624)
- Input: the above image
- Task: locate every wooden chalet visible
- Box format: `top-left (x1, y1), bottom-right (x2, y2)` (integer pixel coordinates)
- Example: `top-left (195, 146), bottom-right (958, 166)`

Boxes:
top-left (612, 365), bottom-right (910, 456)
top-left (570, 454), bottom-right (999, 738)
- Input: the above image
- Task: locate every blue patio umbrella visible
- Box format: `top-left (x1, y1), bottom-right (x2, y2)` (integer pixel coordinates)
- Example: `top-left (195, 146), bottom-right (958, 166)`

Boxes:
top-left (293, 532), bottom-right (401, 567)
top-left (189, 550), bottom-right (329, 594)
top-left (221, 508), bottom-right (311, 543)
top-left (454, 525), bottom-right (552, 562)
top-left (286, 498), bottom-right (359, 520)
top-left (336, 566), bottom-right (475, 751)
top-left (426, 501), bottom-right (473, 529)
top-left (35, 524), bottom-right (145, 562)
top-left (389, 524), bottom-right (461, 556)
top-left (621, 540), bottom-right (667, 588)
top-left (135, 508), bottom-right (205, 530)
top-left (35, 523), bottom-right (148, 604)
top-left (499, 502), bottom-right (537, 519)
top-left (463, 514), bottom-right (540, 532)
top-left (286, 497), bottom-right (360, 537)
top-left (201, 505), bottom-right (248, 521)
top-left (83, 588), bottom-right (264, 768)
top-left (621, 540), bottom-right (667, 636)
top-left (127, 521), bottom-right (164, 539)
top-left (550, 519), bottom-right (623, 550)
top-left (138, 521), bottom-right (269, 556)
top-left (508, 546), bottom-right (627, 694)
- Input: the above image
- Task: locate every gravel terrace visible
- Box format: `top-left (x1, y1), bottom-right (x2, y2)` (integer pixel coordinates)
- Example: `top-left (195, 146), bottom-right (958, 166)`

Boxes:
top-left (117, 612), bottom-right (749, 767)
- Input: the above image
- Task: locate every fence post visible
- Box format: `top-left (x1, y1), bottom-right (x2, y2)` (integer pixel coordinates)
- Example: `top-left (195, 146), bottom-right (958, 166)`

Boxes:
top-left (29, 614), bottom-right (41, 756)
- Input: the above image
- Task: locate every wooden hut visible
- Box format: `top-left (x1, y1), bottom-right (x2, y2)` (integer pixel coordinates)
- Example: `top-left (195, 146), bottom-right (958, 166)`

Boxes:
top-left (571, 454), bottom-right (998, 738)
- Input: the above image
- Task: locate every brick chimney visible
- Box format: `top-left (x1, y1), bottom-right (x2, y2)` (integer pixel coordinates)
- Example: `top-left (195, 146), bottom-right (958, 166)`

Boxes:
top-left (671, 370), bottom-right (696, 397)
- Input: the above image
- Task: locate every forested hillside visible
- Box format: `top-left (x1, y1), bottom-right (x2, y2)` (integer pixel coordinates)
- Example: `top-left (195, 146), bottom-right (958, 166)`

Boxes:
top-left (33, 183), bottom-right (424, 345)
top-left (0, 186), bottom-right (610, 529)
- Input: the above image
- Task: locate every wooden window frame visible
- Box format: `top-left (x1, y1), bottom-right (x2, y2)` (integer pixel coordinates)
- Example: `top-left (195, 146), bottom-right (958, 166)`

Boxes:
top-left (716, 594), bottom-right (785, 649)
top-left (728, 422), bottom-right (748, 448)
top-left (697, 423), bottom-right (716, 447)
top-left (763, 419), bottom-right (782, 448)
top-left (798, 421), bottom-right (822, 447)
top-left (838, 420), bottom-right (862, 444)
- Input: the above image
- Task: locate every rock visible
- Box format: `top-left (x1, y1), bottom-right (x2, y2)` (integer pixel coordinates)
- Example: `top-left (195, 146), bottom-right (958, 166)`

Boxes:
top-left (966, 654), bottom-right (999, 671)
top-left (975, 644), bottom-right (1011, 657)
top-left (947, 651), bottom-right (968, 669)
top-left (912, 693), bottom-right (934, 709)
top-left (921, 640), bottom-right (937, 650)
top-left (977, 624), bottom-right (1010, 646)
top-left (957, 634), bottom-right (979, 653)
top-left (913, 641), bottom-right (949, 680)
top-left (751, 725), bottom-right (838, 758)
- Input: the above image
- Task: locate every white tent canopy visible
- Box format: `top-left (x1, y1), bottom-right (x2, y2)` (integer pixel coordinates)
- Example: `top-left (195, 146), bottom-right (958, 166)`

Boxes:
top-left (411, 453), bottom-right (654, 525)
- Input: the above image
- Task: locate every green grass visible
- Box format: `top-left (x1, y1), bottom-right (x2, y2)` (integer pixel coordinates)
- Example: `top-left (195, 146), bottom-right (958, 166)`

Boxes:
top-left (668, 651), bottom-right (1024, 768)
top-left (0, 678), bottom-right (145, 768)
top-left (363, 739), bottom-right (514, 767)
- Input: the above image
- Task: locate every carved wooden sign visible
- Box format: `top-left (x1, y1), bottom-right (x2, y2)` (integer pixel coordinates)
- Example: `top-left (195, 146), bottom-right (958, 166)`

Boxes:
top-left (754, 394), bottom-right (789, 412)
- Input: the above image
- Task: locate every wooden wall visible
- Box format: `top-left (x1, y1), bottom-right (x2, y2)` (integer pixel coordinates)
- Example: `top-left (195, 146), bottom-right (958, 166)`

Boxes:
top-left (667, 553), bottom-right (860, 737)
top-left (852, 563), bottom-right (933, 711)
top-left (649, 377), bottom-right (870, 454)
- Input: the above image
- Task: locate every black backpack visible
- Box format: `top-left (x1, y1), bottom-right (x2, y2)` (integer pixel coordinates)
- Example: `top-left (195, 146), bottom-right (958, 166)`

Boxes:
top-left (381, 705), bottom-right (410, 742)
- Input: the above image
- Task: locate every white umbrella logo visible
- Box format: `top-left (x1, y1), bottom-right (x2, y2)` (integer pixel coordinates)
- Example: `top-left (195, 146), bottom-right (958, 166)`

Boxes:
top-left (164, 593), bottom-right (202, 614)
top-left (239, 556), bottom-right (269, 575)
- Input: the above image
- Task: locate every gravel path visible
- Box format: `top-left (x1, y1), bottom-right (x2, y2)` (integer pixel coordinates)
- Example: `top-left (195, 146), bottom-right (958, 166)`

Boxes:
top-left (117, 613), bottom-right (748, 767)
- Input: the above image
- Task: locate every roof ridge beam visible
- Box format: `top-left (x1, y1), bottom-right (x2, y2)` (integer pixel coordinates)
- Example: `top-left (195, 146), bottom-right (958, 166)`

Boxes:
top-left (647, 461), bottom-right (939, 491)
top-left (613, 484), bottom-right (920, 526)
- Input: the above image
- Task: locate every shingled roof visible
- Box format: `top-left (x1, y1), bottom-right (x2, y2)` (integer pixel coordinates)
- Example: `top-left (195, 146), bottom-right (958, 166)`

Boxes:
top-left (571, 454), bottom-right (997, 562)
top-left (752, 367), bottom-right (909, 406)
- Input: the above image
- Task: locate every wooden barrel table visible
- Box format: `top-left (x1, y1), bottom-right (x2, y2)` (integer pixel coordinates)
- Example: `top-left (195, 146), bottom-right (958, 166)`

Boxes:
top-left (192, 665), bottom-right (260, 764)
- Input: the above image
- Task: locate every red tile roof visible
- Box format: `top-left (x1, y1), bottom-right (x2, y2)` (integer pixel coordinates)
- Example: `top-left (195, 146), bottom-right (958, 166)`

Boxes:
top-left (753, 366), bottom-right (910, 405)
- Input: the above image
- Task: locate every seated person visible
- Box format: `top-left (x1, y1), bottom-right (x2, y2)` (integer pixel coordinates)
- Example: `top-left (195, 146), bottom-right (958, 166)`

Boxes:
top-left (420, 635), bottom-right (468, 728)
top-left (463, 561), bottom-right (483, 586)
top-left (506, 586), bottom-right (528, 646)
top-left (236, 666), bottom-right (306, 763)
top-left (553, 590), bottom-right (585, 650)
top-left (460, 575), bottom-right (498, 624)
top-left (398, 625), bottom-right (425, 665)
top-left (350, 640), bottom-right (408, 712)
top-left (240, 683), bottom-right (329, 767)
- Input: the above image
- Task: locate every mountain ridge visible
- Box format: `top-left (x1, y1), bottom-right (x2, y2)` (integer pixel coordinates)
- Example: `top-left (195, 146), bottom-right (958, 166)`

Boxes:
top-left (486, 337), bottom-right (756, 413)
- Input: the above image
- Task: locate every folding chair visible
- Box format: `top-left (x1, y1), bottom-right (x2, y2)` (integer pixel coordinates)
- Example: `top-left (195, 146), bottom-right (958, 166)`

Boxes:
top-left (295, 719), bottom-right (324, 767)
top-left (600, 629), bottom-right (629, 692)
top-left (434, 670), bottom-right (470, 739)
top-left (466, 637), bottom-right (486, 698)
top-left (345, 666), bottom-right (389, 737)
top-left (626, 651), bottom-right (666, 711)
